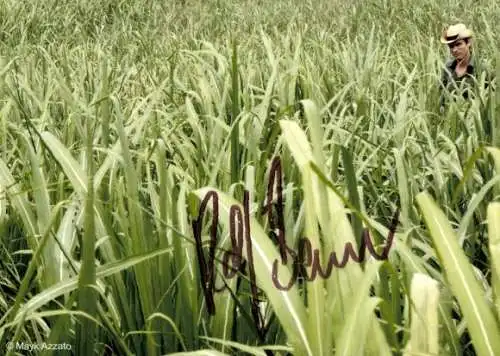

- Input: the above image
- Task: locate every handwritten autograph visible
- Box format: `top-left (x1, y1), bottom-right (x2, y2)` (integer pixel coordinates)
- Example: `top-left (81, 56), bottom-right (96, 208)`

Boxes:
top-left (192, 156), bottom-right (399, 329)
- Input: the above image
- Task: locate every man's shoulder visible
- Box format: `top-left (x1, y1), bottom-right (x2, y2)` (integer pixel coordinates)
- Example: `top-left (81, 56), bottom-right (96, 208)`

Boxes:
top-left (470, 54), bottom-right (490, 68)
top-left (469, 56), bottom-right (495, 87)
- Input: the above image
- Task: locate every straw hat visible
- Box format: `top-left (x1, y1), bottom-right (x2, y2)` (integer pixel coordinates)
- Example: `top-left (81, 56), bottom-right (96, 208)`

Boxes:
top-left (440, 23), bottom-right (473, 44)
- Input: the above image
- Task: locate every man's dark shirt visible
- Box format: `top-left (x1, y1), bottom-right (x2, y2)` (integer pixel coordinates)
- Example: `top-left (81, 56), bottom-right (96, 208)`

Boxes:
top-left (439, 55), bottom-right (492, 111)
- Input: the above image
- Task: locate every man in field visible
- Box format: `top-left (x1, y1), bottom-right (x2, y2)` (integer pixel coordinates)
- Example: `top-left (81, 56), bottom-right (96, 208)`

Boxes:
top-left (438, 23), bottom-right (492, 112)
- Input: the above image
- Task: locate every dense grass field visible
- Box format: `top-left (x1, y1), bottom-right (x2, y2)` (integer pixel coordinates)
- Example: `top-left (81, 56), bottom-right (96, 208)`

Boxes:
top-left (1, 0), bottom-right (500, 355)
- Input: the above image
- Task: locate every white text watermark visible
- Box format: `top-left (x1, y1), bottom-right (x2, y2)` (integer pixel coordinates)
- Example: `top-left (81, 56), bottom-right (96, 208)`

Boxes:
top-left (6, 341), bottom-right (72, 352)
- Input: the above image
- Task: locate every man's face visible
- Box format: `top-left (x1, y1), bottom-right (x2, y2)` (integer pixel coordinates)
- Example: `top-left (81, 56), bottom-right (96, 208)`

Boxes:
top-left (448, 39), bottom-right (470, 60)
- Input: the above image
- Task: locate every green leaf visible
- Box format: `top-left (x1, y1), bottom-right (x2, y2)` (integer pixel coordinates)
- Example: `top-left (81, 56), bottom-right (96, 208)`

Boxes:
top-left (335, 260), bottom-right (384, 356)
top-left (487, 202), bottom-right (500, 321)
top-left (200, 336), bottom-right (293, 355)
top-left (403, 273), bottom-right (440, 356)
top-left (416, 191), bottom-right (500, 356)
top-left (4, 246), bottom-right (174, 328)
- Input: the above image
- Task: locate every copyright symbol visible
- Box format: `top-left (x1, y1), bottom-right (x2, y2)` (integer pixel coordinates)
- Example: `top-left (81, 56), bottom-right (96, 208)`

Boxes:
top-left (6, 342), bottom-right (13, 350)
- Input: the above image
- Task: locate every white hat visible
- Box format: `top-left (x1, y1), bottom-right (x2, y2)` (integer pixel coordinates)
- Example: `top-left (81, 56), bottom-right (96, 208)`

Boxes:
top-left (440, 23), bottom-right (473, 44)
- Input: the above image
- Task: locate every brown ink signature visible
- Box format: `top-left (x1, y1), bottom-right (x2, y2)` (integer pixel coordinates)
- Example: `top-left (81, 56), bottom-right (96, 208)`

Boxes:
top-left (191, 156), bottom-right (399, 336)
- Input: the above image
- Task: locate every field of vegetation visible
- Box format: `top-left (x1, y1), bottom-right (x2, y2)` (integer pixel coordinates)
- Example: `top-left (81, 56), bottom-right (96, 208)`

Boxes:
top-left (1, 0), bottom-right (500, 355)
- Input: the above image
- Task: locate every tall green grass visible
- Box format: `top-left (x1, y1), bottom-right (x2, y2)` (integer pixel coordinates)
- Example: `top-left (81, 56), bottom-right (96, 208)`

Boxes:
top-left (1, 0), bottom-right (500, 355)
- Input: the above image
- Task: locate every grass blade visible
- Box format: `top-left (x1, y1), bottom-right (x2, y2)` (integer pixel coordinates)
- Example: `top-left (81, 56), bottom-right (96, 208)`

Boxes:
top-left (487, 202), bottom-right (500, 320)
top-left (403, 273), bottom-right (440, 356)
top-left (416, 191), bottom-right (500, 356)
